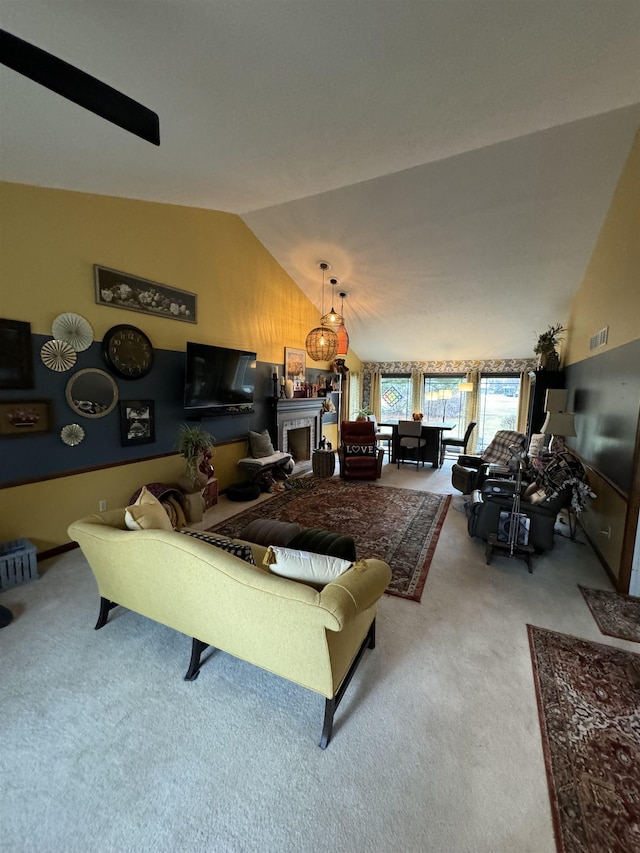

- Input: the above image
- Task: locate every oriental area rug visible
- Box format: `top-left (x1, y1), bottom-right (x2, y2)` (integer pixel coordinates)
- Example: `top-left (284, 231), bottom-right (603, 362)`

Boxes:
top-left (209, 478), bottom-right (451, 602)
top-left (578, 585), bottom-right (640, 643)
top-left (527, 625), bottom-right (640, 853)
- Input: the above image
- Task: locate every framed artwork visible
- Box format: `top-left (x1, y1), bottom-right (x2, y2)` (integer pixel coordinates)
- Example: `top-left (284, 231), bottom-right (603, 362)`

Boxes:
top-left (119, 400), bottom-right (155, 446)
top-left (95, 265), bottom-right (197, 323)
top-left (285, 347), bottom-right (306, 380)
top-left (0, 319), bottom-right (34, 389)
top-left (0, 400), bottom-right (51, 436)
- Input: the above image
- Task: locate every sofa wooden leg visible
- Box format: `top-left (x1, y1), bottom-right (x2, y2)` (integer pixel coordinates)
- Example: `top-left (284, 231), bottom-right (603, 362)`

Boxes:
top-left (320, 698), bottom-right (336, 749)
top-left (94, 597), bottom-right (118, 630)
top-left (318, 618), bottom-right (377, 749)
top-left (367, 619), bottom-right (376, 649)
top-left (184, 638), bottom-right (210, 681)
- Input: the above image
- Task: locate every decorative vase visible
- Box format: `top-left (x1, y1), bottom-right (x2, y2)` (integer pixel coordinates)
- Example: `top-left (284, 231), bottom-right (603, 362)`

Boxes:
top-left (177, 452), bottom-right (209, 494)
top-left (284, 379), bottom-right (294, 399)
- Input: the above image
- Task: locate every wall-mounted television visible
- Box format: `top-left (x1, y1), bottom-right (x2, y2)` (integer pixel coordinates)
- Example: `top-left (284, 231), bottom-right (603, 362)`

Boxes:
top-left (184, 342), bottom-right (257, 416)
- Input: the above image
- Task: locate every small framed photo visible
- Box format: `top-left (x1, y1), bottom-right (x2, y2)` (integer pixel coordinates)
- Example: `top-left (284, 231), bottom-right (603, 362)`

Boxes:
top-left (285, 347), bottom-right (306, 381)
top-left (119, 400), bottom-right (155, 446)
top-left (95, 265), bottom-right (197, 323)
top-left (0, 319), bottom-right (34, 389)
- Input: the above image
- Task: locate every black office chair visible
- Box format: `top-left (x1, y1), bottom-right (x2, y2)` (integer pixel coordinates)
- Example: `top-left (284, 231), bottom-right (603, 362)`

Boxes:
top-left (441, 421), bottom-right (477, 461)
top-left (397, 420), bottom-right (427, 469)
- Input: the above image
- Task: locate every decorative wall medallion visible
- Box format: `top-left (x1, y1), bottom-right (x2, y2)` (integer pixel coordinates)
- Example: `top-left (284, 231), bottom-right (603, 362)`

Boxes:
top-left (52, 313), bottom-right (94, 352)
top-left (40, 339), bottom-right (77, 371)
top-left (60, 423), bottom-right (85, 446)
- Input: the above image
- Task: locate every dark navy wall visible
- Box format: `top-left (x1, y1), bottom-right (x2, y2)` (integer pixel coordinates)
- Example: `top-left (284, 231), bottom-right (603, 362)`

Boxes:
top-left (565, 338), bottom-right (640, 496)
top-left (0, 334), bottom-right (274, 484)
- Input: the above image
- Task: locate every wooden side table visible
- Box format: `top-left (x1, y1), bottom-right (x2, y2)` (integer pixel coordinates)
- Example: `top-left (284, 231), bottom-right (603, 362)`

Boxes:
top-left (203, 478), bottom-right (218, 509)
top-left (312, 449), bottom-right (336, 477)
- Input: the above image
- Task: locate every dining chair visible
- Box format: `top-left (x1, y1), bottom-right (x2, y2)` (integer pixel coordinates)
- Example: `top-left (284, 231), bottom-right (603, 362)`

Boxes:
top-left (396, 420), bottom-right (427, 469)
top-left (441, 421), bottom-right (477, 461)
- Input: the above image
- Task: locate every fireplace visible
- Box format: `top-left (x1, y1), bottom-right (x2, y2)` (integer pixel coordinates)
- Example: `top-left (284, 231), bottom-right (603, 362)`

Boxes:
top-left (286, 426), bottom-right (311, 462)
top-left (269, 398), bottom-right (324, 472)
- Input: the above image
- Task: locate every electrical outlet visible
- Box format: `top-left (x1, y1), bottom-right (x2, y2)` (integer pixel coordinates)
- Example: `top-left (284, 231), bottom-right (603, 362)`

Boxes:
top-left (98, 499), bottom-right (107, 512)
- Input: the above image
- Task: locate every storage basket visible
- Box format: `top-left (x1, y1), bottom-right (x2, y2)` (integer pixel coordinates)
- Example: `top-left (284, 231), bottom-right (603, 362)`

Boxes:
top-left (0, 538), bottom-right (38, 590)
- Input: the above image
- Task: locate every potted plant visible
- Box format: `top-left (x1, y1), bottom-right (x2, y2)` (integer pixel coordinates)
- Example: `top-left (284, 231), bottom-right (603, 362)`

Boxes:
top-left (356, 405), bottom-right (373, 422)
top-left (534, 323), bottom-right (566, 370)
top-left (176, 424), bottom-right (216, 491)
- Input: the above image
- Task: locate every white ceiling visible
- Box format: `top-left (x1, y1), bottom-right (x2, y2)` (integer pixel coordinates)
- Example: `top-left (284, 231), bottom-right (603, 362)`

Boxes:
top-left (2, 1), bottom-right (639, 362)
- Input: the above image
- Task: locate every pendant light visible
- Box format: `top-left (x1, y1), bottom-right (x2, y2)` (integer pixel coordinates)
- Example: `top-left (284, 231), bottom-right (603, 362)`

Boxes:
top-left (321, 276), bottom-right (344, 328)
top-left (306, 262), bottom-right (338, 362)
top-left (336, 291), bottom-right (349, 357)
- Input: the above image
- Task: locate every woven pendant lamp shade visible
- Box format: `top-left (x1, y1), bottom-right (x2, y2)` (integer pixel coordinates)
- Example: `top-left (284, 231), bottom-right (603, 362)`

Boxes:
top-left (306, 326), bottom-right (338, 362)
top-left (336, 323), bottom-right (349, 357)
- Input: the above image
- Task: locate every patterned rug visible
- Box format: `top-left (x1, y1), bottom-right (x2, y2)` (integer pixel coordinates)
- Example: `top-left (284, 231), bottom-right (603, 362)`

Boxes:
top-left (210, 478), bottom-right (451, 602)
top-left (527, 625), bottom-right (640, 853)
top-left (578, 585), bottom-right (640, 643)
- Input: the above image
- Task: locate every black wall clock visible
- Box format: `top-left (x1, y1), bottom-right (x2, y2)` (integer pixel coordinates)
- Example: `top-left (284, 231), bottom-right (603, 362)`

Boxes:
top-left (102, 325), bottom-right (154, 379)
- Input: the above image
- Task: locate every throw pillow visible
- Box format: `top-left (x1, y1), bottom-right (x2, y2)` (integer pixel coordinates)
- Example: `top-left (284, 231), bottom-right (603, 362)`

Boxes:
top-left (343, 443), bottom-right (376, 457)
top-left (263, 546), bottom-right (351, 585)
top-left (125, 486), bottom-right (173, 531)
top-left (248, 429), bottom-right (275, 458)
top-left (179, 529), bottom-right (256, 565)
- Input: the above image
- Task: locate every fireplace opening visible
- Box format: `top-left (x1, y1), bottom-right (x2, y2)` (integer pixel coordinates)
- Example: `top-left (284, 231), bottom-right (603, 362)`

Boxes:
top-left (287, 426), bottom-right (311, 462)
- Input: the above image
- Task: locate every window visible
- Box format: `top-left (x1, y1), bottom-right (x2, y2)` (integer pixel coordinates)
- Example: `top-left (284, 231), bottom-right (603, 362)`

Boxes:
top-left (380, 375), bottom-right (412, 421)
top-left (476, 375), bottom-right (521, 451)
top-left (422, 376), bottom-right (465, 423)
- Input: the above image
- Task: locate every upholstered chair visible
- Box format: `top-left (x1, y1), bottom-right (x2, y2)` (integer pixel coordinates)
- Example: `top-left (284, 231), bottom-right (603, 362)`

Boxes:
top-left (451, 429), bottom-right (527, 493)
top-left (467, 480), bottom-right (572, 553)
top-left (338, 421), bottom-right (384, 480)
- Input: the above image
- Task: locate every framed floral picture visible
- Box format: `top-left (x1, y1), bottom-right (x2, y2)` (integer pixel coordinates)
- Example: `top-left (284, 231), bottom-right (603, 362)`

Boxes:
top-left (95, 265), bottom-right (197, 323)
top-left (285, 347), bottom-right (306, 381)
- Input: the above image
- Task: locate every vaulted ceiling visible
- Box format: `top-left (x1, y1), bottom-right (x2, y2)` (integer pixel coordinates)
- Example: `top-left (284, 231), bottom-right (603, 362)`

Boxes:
top-left (2, 1), bottom-right (639, 362)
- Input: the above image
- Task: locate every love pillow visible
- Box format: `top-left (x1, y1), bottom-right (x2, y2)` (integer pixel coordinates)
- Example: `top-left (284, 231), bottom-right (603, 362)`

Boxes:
top-left (343, 444), bottom-right (376, 457)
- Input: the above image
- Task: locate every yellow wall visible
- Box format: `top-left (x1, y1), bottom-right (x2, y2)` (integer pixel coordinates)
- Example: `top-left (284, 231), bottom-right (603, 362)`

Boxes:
top-left (0, 182), bottom-right (362, 550)
top-left (565, 129), bottom-right (640, 366)
top-left (564, 131), bottom-right (640, 581)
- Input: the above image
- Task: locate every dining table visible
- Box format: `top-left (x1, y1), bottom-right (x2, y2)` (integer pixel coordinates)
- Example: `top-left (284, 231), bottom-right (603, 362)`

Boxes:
top-left (380, 421), bottom-right (457, 468)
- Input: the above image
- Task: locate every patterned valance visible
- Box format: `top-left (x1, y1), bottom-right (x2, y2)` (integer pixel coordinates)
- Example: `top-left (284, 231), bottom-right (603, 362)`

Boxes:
top-left (362, 358), bottom-right (537, 374)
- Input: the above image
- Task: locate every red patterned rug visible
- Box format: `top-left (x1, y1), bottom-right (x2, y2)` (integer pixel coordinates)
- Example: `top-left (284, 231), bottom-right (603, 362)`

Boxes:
top-left (527, 625), bottom-right (640, 853)
top-left (209, 478), bottom-right (451, 602)
top-left (579, 585), bottom-right (640, 643)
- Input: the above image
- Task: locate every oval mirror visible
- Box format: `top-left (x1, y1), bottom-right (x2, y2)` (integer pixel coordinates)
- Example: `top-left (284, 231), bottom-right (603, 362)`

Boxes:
top-left (65, 368), bottom-right (119, 419)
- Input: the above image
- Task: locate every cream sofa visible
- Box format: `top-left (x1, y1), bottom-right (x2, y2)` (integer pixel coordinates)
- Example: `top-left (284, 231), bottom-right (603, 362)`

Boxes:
top-left (68, 509), bottom-right (391, 748)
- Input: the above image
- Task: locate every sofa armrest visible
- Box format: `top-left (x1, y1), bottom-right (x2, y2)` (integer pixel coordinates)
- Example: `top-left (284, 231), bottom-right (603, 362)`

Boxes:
top-left (320, 559), bottom-right (392, 627)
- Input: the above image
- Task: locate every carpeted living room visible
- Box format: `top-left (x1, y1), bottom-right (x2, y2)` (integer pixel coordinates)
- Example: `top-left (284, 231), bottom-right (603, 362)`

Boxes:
top-left (3, 458), bottom-right (639, 852)
top-left (2, 4), bottom-right (640, 853)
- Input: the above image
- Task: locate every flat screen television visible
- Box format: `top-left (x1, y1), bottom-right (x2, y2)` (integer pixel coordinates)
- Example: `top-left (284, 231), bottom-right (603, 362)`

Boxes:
top-left (184, 342), bottom-right (257, 416)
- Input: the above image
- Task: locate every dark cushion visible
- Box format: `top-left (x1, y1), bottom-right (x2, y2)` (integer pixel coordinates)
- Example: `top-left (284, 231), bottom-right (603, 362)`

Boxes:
top-left (288, 528), bottom-right (357, 562)
top-left (239, 518), bottom-right (301, 546)
top-left (227, 482), bottom-right (261, 502)
top-left (178, 529), bottom-right (256, 565)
